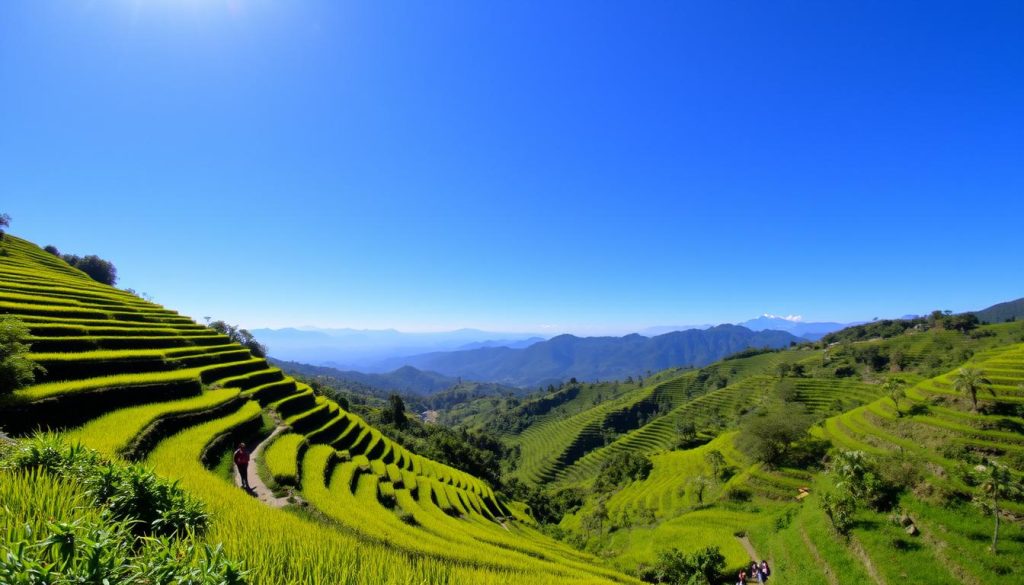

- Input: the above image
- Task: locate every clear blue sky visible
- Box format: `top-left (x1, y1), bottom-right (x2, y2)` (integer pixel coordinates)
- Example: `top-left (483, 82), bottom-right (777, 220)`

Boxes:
top-left (2, 1), bottom-right (1022, 335)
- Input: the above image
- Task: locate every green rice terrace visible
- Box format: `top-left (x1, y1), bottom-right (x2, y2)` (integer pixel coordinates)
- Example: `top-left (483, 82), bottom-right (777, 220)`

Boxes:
top-left (452, 314), bottom-right (1024, 583)
top-left (0, 234), bottom-right (638, 585)
top-left (3, 231), bottom-right (1024, 584)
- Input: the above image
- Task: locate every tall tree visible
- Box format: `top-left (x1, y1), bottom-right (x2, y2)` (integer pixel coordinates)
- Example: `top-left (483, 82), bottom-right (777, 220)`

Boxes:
top-left (973, 461), bottom-right (1023, 554)
top-left (883, 377), bottom-right (907, 416)
top-left (953, 367), bottom-right (994, 411)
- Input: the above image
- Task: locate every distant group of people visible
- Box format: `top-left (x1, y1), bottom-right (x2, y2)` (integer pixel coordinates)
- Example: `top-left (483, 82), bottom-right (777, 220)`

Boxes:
top-left (737, 560), bottom-right (770, 584)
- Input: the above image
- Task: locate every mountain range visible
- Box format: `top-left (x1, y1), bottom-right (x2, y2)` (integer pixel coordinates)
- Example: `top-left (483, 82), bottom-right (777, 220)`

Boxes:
top-left (371, 325), bottom-right (803, 388)
top-left (250, 327), bottom-right (545, 369)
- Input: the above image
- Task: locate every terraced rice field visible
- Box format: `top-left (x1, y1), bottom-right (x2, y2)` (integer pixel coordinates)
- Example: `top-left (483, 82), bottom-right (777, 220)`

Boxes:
top-left (0, 235), bottom-right (637, 585)
top-left (512, 351), bottom-right (817, 486)
top-left (556, 363), bottom-right (883, 487)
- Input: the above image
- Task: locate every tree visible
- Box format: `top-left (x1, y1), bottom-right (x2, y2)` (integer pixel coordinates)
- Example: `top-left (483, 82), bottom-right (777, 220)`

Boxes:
top-left (0, 212), bottom-right (9, 238)
top-left (883, 377), bottom-right (907, 416)
top-left (43, 245), bottom-right (60, 256)
top-left (580, 499), bottom-right (608, 537)
top-left (790, 362), bottom-right (807, 378)
top-left (638, 546), bottom-right (725, 585)
top-left (383, 393), bottom-right (408, 428)
top-left (953, 367), bottom-right (994, 411)
top-left (736, 402), bottom-right (813, 467)
top-left (61, 253), bottom-right (118, 286)
top-left (776, 362), bottom-right (792, 379)
top-left (208, 320), bottom-right (267, 358)
top-left (830, 450), bottom-right (887, 509)
top-left (691, 474), bottom-right (711, 505)
top-left (704, 449), bottom-right (728, 481)
top-left (675, 419), bottom-right (697, 448)
top-left (594, 451), bottom-right (653, 491)
top-left (820, 489), bottom-right (856, 535)
top-left (973, 461), bottom-right (1023, 554)
top-left (0, 315), bottom-right (45, 394)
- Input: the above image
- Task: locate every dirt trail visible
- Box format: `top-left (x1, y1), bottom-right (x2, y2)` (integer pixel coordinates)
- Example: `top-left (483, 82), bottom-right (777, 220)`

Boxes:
top-left (737, 534), bottom-right (760, 561)
top-left (234, 425), bottom-right (296, 509)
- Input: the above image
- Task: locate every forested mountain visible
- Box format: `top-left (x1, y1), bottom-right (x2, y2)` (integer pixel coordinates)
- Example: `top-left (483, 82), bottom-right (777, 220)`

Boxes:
top-left (973, 296), bottom-right (1024, 323)
top-left (270, 359), bottom-right (463, 396)
top-left (374, 325), bottom-right (803, 387)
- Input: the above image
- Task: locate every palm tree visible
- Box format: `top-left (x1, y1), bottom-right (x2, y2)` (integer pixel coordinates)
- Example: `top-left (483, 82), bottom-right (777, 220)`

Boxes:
top-left (974, 461), bottom-right (1023, 554)
top-left (952, 367), bottom-right (994, 411)
top-left (883, 377), bottom-right (907, 416)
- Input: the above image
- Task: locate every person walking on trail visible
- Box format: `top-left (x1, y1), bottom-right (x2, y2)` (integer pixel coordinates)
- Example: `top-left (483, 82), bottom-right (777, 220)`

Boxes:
top-left (234, 442), bottom-right (251, 490)
top-left (760, 560), bottom-right (771, 582)
top-left (750, 561), bottom-right (764, 584)
top-left (736, 569), bottom-right (746, 585)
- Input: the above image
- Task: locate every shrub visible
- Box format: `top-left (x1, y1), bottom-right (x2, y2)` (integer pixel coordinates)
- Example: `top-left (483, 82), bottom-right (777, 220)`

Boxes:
top-left (820, 489), bottom-right (856, 535)
top-left (637, 546), bottom-right (725, 584)
top-left (594, 451), bottom-right (653, 492)
top-left (736, 402), bottom-right (813, 467)
top-left (0, 315), bottom-right (44, 394)
top-left (61, 253), bottom-right (118, 285)
top-left (208, 320), bottom-right (268, 358)
top-left (0, 468), bottom-right (247, 584)
top-left (3, 433), bottom-right (208, 537)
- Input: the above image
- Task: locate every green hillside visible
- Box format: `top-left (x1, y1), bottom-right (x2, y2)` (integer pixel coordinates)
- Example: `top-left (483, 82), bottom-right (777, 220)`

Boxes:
top-left (0, 235), bottom-right (637, 585)
top-left (480, 318), bottom-right (1024, 582)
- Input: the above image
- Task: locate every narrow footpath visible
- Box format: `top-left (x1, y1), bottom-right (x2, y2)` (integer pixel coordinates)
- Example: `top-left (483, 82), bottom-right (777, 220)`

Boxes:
top-left (234, 425), bottom-right (297, 509)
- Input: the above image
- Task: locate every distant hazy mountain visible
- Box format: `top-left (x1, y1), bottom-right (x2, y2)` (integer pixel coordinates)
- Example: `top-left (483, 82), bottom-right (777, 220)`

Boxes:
top-left (739, 314), bottom-right (857, 341)
top-left (972, 297), bottom-right (1024, 324)
top-left (637, 324), bottom-right (713, 336)
top-left (456, 337), bottom-right (546, 351)
top-left (271, 359), bottom-right (460, 396)
top-left (253, 327), bottom-right (547, 370)
top-left (372, 325), bottom-right (803, 388)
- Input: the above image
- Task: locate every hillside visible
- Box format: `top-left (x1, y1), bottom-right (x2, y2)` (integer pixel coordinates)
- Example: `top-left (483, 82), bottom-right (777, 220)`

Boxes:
top-left (0, 234), bottom-right (636, 585)
top-left (973, 296), bottom-right (1024, 324)
top-left (375, 326), bottom-right (804, 387)
top-left (493, 318), bottom-right (1024, 583)
top-left (271, 359), bottom-right (466, 396)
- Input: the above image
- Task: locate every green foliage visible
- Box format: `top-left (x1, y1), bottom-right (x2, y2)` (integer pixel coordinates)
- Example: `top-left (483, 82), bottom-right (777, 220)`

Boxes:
top-left (382, 392), bottom-right (408, 427)
top-left (637, 546), bottom-right (725, 584)
top-left (594, 451), bottom-right (653, 492)
top-left (882, 377), bottom-right (906, 415)
top-left (736, 402), bottom-right (813, 467)
top-left (502, 478), bottom-right (583, 524)
top-left (972, 460), bottom-right (1023, 554)
top-left (208, 320), bottom-right (268, 358)
top-left (3, 433), bottom-right (208, 538)
top-left (953, 367), bottom-right (994, 411)
top-left (60, 253), bottom-right (118, 285)
top-left (820, 488), bottom-right (856, 535)
top-left (0, 469), bottom-right (247, 585)
top-left (0, 315), bottom-right (43, 394)
top-left (829, 450), bottom-right (892, 511)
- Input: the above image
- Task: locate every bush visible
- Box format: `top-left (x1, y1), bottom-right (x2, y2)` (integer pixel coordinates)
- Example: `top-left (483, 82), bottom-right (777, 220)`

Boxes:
top-left (0, 468), bottom-right (247, 584)
top-left (0, 315), bottom-right (44, 394)
top-left (736, 402), bottom-right (813, 467)
top-left (820, 489), bottom-right (856, 535)
top-left (3, 433), bottom-right (208, 537)
top-left (61, 253), bottom-right (118, 285)
top-left (208, 320), bottom-right (268, 358)
top-left (637, 546), bottom-right (725, 584)
top-left (594, 451), bottom-right (653, 492)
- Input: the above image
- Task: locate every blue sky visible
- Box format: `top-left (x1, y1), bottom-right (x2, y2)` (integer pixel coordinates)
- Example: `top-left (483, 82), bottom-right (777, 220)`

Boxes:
top-left (2, 1), bottom-right (1022, 335)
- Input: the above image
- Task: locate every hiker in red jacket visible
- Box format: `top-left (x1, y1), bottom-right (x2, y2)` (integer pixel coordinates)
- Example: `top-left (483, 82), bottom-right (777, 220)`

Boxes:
top-left (234, 442), bottom-right (251, 490)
